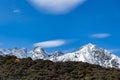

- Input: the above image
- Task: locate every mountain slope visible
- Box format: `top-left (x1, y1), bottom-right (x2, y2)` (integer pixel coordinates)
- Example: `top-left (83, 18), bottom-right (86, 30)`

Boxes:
top-left (49, 51), bottom-right (64, 61)
top-left (53, 43), bottom-right (120, 68)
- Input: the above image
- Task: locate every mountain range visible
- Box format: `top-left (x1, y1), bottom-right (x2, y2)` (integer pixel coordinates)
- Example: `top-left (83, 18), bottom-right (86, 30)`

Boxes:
top-left (0, 43), bottom-right (120, 69)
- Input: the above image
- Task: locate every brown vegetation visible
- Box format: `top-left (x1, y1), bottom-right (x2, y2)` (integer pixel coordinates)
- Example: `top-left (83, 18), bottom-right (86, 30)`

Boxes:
top-left (0, 55), bottom-right (120, 80)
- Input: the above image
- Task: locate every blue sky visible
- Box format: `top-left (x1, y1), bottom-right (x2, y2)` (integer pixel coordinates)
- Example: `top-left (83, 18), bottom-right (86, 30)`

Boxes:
top-left (0, 0), bottom-right (120, 56)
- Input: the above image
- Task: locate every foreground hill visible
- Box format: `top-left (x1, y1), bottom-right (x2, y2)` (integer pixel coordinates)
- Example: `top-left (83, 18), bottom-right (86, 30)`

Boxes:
top-left (0, 55), bottom-right (120, 80)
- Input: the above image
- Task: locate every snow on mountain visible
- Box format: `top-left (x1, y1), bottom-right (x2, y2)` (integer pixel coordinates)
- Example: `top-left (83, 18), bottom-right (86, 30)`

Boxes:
top-left (0, 49), bottom-right (11, 55)
top-left (49, 51), bottom-right (64, 61)
top-left (0, 48), bottom-right (27, 58)
top-left (0, 43), bottom-right (120, 68)
top-left (11, 48), bottom-right (27, 58)
top-left (53, 43), bottom-right (120, 68)
top-left (28, 46), bottom-right (48, 60)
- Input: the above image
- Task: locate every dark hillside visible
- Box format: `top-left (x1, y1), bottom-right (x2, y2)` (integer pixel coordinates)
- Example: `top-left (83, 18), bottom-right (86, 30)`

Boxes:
top-left (0, 55), bottom-right (120, 80)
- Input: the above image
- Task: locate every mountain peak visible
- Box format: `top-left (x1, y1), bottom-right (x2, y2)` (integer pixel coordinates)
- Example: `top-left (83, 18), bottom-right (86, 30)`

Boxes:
top-left (49, 51), bottom-right (64, 61)
top-left (84, 43), bottom-right (96, 47)
top-left (29, 46), bottom-right (48, 60)
top-left (51, 51), bottom-right (64, 57)
top-left (33, 46), bottom-right (45, 53)
top-left (77, 43), bottom-right (96, 52)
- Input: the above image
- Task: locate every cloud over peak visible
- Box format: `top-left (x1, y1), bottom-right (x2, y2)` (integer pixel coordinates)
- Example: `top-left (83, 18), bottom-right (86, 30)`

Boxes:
top-left (34, 39), bottom-right (66, 48)
top-left (28, 0), bottom-right (86, 14)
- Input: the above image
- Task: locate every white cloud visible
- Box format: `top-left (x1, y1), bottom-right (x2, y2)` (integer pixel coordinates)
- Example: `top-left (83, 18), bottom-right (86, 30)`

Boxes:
top-left (34, 39), bottom-right (66, 48)
top-left (28, 0), bottom-right (86, 14)
top-left (13, 9), bottom-right (21, 13)
top-left (90, 33), bottom-right (111, 38)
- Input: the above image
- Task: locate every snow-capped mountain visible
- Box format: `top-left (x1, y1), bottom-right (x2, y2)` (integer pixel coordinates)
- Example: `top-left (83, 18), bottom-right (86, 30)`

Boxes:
top-left (53, 43), bottom-right (120, 68)
top-left (0, 43), bottom-right (120, 69)
top-left (0, 48), bottom-right (27, 58)
top-left (49, 51), bottom-right (64, 61)
top-left (50, 51), bottom-right (64, 58)
top-left (0, 49), bottom-right (11, 55)
top-left (28, 46), bottom-right (48, 60)
top-left (11, 48), bottom-right (27, 58)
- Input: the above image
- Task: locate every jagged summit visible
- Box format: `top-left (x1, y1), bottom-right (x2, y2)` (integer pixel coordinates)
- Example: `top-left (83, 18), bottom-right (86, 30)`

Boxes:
top-left (78, 43), bottom-right (96, 51)
top-left (82, 43), bottom-right (97, 48)
top-left (49, 51), bottom-right (64, 61)
top-left (50, 51), bottom-right (64, 58)
top-left (0, 48), bottom-right (27, 58)
top-left (29, 46), bottom-right (48, 60)
top-left (84, 43), bottom-right (96, 47)
top-left (33, 46), bottom-right (46, 54)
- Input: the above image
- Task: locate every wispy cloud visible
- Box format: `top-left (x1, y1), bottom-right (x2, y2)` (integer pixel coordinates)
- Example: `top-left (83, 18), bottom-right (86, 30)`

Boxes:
top-left (90, 33), bottom-right (111, 38)
top-left (28, 0), bottom-right (86, 14)
top-left (108, 49), bottom-right (120, 53)
top-left (13, 9), bottom-right (21, 14)
top-left (63, 48), bottom-right (76, 53)
top-left (33, 39), bottom-right (66, 48)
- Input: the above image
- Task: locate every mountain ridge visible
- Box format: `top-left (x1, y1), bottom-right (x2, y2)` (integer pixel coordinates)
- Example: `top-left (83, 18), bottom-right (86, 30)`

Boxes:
top-left (0, 43), bottom-right (120, 69)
